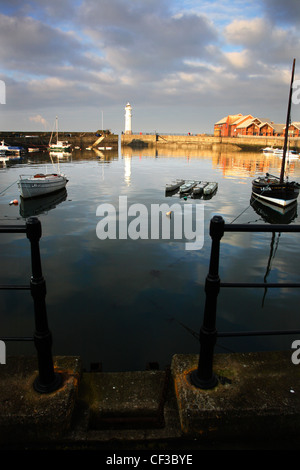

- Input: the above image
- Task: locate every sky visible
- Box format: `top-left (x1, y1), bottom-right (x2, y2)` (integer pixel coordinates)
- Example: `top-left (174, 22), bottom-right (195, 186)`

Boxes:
top-left (0, 0), bottom-right (300, 135)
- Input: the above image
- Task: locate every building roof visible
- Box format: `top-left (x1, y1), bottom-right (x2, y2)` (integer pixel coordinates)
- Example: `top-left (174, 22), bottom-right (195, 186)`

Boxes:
top-left (236, 117), bottom-right (261, 129)
top-left (214, 114), bottom-right (242, 125)
top-left (233, 114), bottom-right (253, 125)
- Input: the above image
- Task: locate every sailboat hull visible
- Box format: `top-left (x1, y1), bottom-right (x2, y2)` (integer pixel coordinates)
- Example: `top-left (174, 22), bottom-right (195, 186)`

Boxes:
top-left (252, 177), bottom-right (299, 207)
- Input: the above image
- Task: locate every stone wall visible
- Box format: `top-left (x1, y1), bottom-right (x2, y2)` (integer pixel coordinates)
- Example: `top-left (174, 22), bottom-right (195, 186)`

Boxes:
top-left (121, 133), bottom-right (300, 151)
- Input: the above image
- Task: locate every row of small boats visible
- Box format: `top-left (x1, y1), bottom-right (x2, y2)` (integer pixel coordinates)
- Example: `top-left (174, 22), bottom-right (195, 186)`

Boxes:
top-left (165, 179), bottom-right (218, 196)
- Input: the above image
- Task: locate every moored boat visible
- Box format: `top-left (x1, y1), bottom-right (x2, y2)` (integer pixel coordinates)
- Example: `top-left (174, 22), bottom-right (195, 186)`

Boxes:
top-left (252, 174), bottom-right (299, 207)
top-left (261, 147), bottom-right (275, 154)
top-left (179, 180), bottom-right (197, 193)
top-left (0, 140), bottom-right (26, 156)
top-left (252, 59), bottom-right (300, 208)
top-left (165, 179), bottom-right (185, 192)
top-left (18, 173), bottom-right (68, 199)
top-left (203, 182), bottom-right (218, 195)
top-left (48, 116), bottom-right (71, 152)
top-left (192, 181), bottom-right (208, 195)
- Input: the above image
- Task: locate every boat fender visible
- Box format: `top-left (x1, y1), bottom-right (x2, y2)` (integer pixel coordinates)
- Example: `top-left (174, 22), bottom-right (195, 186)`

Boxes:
top-left (9, 199), bottom-right (18, 205)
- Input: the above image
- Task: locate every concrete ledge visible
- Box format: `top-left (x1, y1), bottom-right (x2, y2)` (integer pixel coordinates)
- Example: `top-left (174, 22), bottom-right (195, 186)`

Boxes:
top-left (83, 370), bottom-right (168, 429)
top-left (1, 351), bottom-right (300, 449)
top-left (171, 351), bottom-right (300, 443)
top-left (0, 356), bottom-right (81, 444)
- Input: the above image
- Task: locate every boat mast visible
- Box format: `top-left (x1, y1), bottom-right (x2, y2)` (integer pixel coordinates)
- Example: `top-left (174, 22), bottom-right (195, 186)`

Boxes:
top-left (280, 58), bottom-right (296, 183)
top-left (55, 116), bottom-right (58, 144)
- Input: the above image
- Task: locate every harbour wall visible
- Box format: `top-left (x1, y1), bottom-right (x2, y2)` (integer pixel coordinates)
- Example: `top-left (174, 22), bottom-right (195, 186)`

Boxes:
top-left (121, 133), bottom-right (300, 151)
top-left (2, 131), bottom-right (300, 152)
top-left (0, 131), bottom-right (119, 149)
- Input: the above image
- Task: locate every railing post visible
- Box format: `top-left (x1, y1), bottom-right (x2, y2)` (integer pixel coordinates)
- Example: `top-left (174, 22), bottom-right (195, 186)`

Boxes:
top-left (26, 217), bottom-right (62, 393)
top-left (190, 215), bottom-right (224, 389)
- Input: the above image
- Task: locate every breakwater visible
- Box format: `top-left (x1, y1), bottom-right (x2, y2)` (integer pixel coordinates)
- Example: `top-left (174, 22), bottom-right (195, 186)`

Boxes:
top-left (0, 131), bottom-right (118, 149)
top-left (121, 133), bottom-right (300, 151)
top-left (2, 131), bottom-right (300, 152)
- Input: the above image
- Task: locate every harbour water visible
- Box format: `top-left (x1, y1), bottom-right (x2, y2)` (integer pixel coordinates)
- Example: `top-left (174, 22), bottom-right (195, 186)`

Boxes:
top-left (0, 144), bottom-right (300, 372)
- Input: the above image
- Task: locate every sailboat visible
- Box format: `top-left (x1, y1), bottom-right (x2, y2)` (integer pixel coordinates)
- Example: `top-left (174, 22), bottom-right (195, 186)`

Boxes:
top-left (252, 59), bottom-right (300, 208)
top-left (18, 153), bottom-right (68, 199)
top-left (48, 116), bottom-right (72, 152)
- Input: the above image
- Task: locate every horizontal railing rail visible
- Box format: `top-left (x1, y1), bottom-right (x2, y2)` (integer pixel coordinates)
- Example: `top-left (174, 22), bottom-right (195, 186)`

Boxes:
top-left (0, 217), bottom-right (62, 393)
top-left (190, 215), bottom-right (300, 390)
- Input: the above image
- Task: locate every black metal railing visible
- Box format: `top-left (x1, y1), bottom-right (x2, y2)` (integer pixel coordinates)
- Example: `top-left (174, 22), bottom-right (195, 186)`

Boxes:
top-left (0, 217), bottom-right (62, 393)
top-left (190, 215), bottom-right (300, 390)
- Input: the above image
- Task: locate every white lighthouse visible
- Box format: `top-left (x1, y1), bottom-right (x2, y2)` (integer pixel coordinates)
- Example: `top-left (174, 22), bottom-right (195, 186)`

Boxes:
top-left (125, 102), bottom-right (132, 135)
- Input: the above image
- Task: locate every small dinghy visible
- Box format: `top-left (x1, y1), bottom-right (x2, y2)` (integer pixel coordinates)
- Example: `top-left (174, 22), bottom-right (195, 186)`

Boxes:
top-left (179, 181), bottom-right (197, 193)
top-left (192, 181), bottom-right (208, 195)
top-left (18, 173), bottom-right (68, 199)
top-left (165, 179), bottom-right (185, 192)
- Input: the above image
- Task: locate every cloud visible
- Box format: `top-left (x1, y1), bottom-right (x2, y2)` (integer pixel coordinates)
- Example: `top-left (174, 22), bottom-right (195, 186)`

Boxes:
top-left (77, 0), bottom-right (219, 82)
top-left (262, 0), bottom-right (300, 26)
top-left (0, 13), bottom-right (87, 75)
top-left (29, 114), bottom-right (48, 128)
top-left (1, 0), bottom-right (300, 132)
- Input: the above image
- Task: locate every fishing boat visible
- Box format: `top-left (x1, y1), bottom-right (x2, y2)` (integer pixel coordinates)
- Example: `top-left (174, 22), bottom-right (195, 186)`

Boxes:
top-left (203, 182), bottom-right (218, 195)
top-left (192, 181), bottom-right (208, 195)
top-left (252, 59), bottom-right (300, 208)
top-left (165, 179), bottom-right (185, 192)
top-left (18, 173), bottom-right (68, 199)
top-left (48, 116), bottom-right (72, 152)
top-left (179, 180), bottom-right (197, 193)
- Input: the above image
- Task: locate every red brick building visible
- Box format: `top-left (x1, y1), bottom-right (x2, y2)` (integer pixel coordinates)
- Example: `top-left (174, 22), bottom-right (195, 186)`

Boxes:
top-left (214, 114), bottom-right (243, 137)
top-left (285, 122), bottom-right (300, 137)
top-left (214, 114), bottom-right (287, 137)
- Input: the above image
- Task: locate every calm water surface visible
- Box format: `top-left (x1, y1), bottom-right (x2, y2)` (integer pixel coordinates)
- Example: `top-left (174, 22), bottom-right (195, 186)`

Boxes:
top-left (0, 145), bottom-right (300, 371)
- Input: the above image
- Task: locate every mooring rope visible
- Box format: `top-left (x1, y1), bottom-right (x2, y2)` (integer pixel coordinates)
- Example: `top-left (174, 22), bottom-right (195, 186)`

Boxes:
top-left (0, 180), bottom-right (18, 196)
top-left (229, 190), bottom-right (265, 224)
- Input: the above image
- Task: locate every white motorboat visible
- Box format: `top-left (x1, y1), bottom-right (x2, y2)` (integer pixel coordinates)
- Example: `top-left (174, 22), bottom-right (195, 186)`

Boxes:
top-left (18, 173), bottom-right (68, 199)
top-left (262, 147), bottom-right (275, 154)
top-left (0, 140), bottom-right (26, 156)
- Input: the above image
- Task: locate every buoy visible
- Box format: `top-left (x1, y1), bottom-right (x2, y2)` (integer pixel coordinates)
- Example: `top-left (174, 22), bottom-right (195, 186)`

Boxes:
top-left (9, 199), bottom-right (18, 206)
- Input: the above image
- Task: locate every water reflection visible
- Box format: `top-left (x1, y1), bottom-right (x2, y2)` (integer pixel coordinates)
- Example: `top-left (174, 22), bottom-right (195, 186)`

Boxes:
top-left (0, 145), bottom-right (300, 372)
top-left (250, 197), bottom-right (298, 224)
top-left (19, 188), bottom-right (67, 218)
